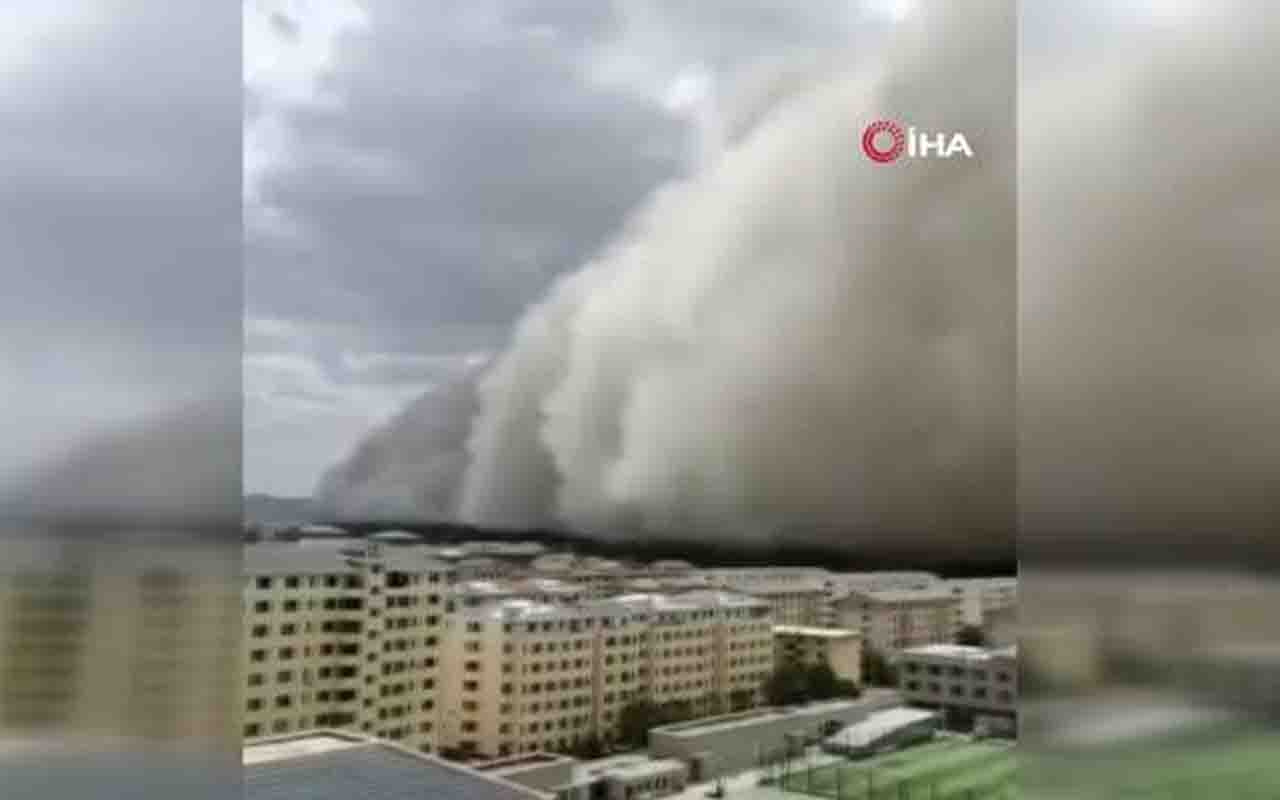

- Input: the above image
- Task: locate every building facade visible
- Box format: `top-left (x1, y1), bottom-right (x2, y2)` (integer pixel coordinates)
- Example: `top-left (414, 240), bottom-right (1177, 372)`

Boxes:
top-left (829, 586), bottom-right (958, 655)
top-left (242, 542), bottom-right (450, 753)
top-left (944, 577), bottom-right (1018, 629)
top-left (897, 644), bottom-right (1018, 730)
top-left (436, 591), bottom-right (774, 759)
top-left (773, 625), bottom-right (863, 685)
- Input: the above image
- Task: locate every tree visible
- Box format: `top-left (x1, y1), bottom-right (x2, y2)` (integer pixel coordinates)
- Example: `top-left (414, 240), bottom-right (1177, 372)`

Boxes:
top-left (765, 662), bottom-right (809, 706)
top-left (861, 647), bottom-right (897, 687)
top-left (570, 733), bottom-right (606, 759)
top-left (729, 688), bottom-right (756, 711)
top-left (833, 678), bottom-right (861, 699)
top-left (805, 663), bottom-right (839, 698)
top-left (765, 661), bottom-right (862, 706)
top-left (955, 624), bottom-right (987, 647)
top-left (617, 700), bottom-right (658, 748)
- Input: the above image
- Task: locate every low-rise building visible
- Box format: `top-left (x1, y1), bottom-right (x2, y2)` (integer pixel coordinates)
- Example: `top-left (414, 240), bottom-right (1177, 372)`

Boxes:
top-left (773, 625), bottom-right (863, 685)
top-left (244, 730), bottom-right (550, 800)
top-left (897, 644), bottom-right (1018, 732)
top-left (479, 752), bottom-right (689, 800)
top-left (568, 754), bottom-right (689, 800)
top-left (648, 692), bottom-right (902, 779)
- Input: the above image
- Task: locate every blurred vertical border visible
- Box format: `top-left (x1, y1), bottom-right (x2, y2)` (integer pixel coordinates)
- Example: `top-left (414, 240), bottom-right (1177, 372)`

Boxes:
top-left (1020, 1), bottom-right (1279, 797)
top-left (0, 1), bottom-right (241, 798)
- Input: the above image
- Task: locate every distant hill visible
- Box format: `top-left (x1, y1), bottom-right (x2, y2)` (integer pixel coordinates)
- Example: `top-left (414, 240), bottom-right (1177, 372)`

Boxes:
top-left (244, 493), bottom-right (317, 525)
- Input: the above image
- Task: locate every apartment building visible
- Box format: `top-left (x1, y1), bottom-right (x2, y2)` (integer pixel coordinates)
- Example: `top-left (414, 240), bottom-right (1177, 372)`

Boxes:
top-left (897, 644), bottom-right (1017, 729)
top-left (454, 557), bottom-right (518, 582)
top-left (242, 542), bottom-right (450, 753)
top-left (944, 577), bottom-right (1018, 628)
top-left (720, 579), bottom-right (827, 627)
top-left (436, 590), bottom-right (774, 759)
top-left (438, 598), bottom-right (613, 758)
top-left (620, 591), bottom-right (774, 714)
top-left (829, 585), bottom-right (958, 655)
top-left (707, 567), bottom-right (831, 590)
top-left (0, 536), bottom-right (239, 742)
top-left (450, 578), bottom-right (588, 610)
top-left (705, 568), bottom-right (830, 627)
top-left (773, 625), bottom-right (863, 685)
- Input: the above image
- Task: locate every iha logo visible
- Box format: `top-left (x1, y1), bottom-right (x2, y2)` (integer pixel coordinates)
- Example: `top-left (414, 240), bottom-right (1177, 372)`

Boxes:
top-left (861, 120), bottom-right (974, 163)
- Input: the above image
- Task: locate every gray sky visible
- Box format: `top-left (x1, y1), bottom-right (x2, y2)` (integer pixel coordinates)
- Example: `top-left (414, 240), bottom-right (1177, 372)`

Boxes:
top-left (243, 0), bottom-right (910, 496)
top-left (1, 1), bottom-right (241, 494)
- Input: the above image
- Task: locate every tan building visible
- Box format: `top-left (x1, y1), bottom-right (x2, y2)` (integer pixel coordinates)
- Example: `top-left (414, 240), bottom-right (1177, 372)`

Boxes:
top-left (620, 591), bottom-right (775, 715)
top-left (829, 585), bottom-right (958, 655)
top-left (437, 590), bottom-right (774, 759)
top-left (242, 541), bottom-right (450, 753)
top-left (773, 625), bottom-right (863, 685)
top-left (0, 536), bottom-right (239, 743)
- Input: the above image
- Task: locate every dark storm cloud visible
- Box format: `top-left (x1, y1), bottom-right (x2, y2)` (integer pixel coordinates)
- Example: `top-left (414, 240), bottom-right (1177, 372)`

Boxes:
top-left (247, 0), bottom-right (685, 349)
top-left (244, 0), bottom-right (898, 494)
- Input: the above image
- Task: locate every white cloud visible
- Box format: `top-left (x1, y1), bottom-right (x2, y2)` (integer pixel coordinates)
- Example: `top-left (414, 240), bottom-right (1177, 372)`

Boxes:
top-left (243, 0), bottom-right (370, 209)
top-left (0, 4), bottom-right (106, 90)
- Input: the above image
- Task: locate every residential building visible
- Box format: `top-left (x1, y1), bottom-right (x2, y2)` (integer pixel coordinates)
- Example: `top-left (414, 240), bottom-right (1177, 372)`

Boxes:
top-left (829, 585), bottom-right (958, 655)
top-left (244, 730), bottom-right (550, 800)
top-left (619, 591), bottom-right (775, 714)
top-left (897, 644), bottom-right (1018, 730)
top-left (773, 625), bottom-right (863, 684)
top-left (944, 577), bottom-right (1017, 629)
top-left (242, 541), bottom-right (450, 753)
top-left (648, 692), bottom-right (902, 779)
top-left (478, 752), bottom-right (689, 800)
top-left (0, 535), bottom-right (239, 743)
top-left (436, 590), bottom-right (774, 759)
top-left (438, 598), bottom-right (617, 758)
top-left (707, 567), bottom-right (832, 591)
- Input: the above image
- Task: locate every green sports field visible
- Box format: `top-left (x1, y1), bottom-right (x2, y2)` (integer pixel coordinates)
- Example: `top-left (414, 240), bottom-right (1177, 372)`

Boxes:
top-left (1020, 724), bottom-right (1280, 799)
top-left (778, 738), bottom-right (1018, 800)
top-left (777, 725), bottom-right (1280, 800)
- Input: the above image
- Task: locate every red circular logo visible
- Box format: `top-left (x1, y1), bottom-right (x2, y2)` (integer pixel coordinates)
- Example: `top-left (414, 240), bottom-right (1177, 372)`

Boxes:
top-left (862, 120), bottom-right (905, 163)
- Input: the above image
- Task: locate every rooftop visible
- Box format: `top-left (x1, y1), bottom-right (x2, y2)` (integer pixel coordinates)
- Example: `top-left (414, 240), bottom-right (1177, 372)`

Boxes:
top-left (653, 694), bottom-right (897, 737)
top-left (576, 754), bottom-right (687, 782)
top-left (840, 586), bottom-right (955, 604)
top-left (244, 541), bottom-right (449, 576)
top-left (774, 625), bottom-right (860, 639)
top-left (825, 707), bottom-right (939, 747)
top-left (901, 644), bottom-right (1017, 661)
top-left (244, 731), bottom-right (548, 800)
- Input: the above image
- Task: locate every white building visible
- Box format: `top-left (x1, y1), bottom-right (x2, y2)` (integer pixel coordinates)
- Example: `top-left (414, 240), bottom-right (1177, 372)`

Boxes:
top-left (897, 644), bottom-right (1018, 732)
